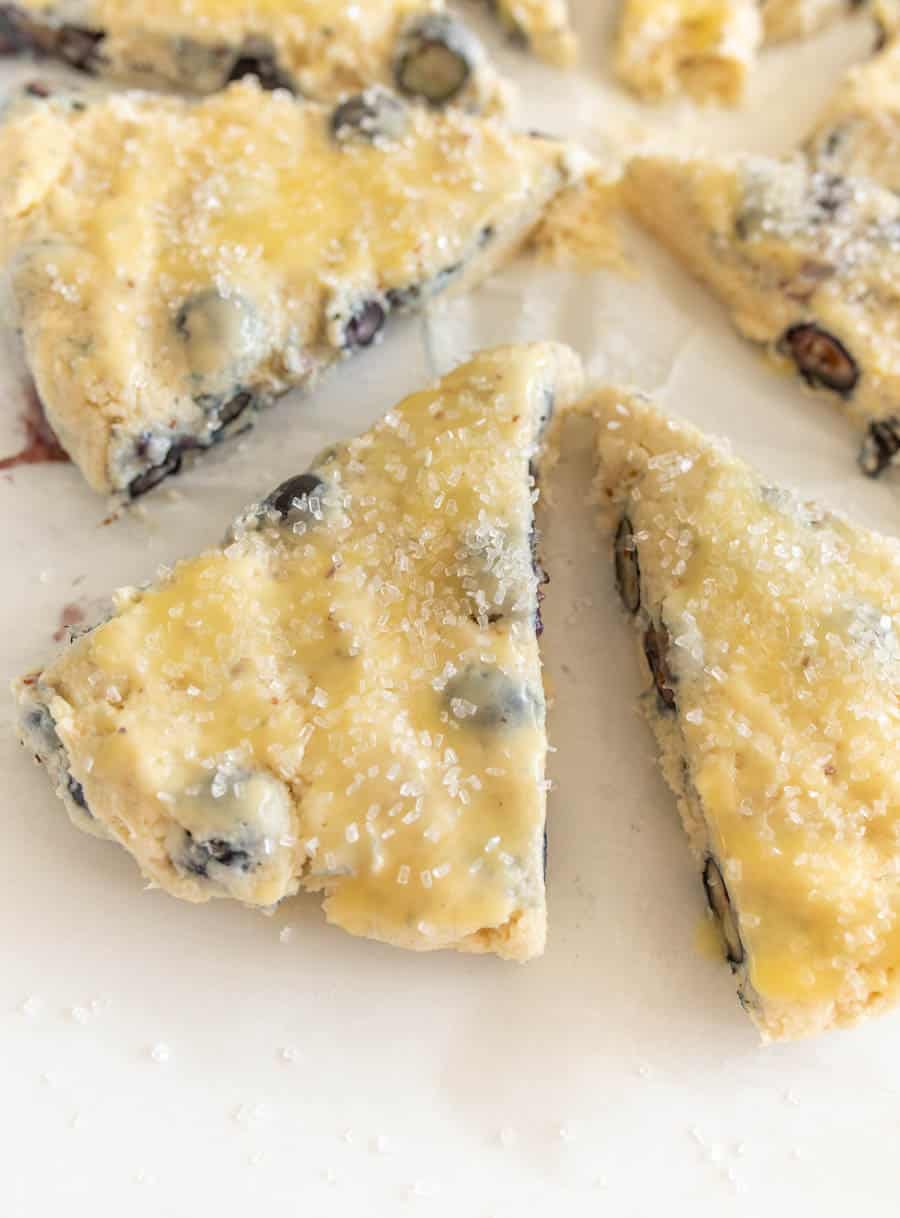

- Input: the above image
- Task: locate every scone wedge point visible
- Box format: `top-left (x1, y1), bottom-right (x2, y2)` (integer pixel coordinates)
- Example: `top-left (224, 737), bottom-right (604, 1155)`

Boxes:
top-left (488, 0), bottom-right (577, 66)
top-left (807, 35), bottom-right (900, 195)
top-left (0, 79), bottom-right (587, 497)
top-left (624, 153), bottom-right (900, 476)
top-left (614, 0), bottom-right (762, 105)
top-left (16, 343), bottom-right (584, 960)
top-left (0, 0), bottom-right (507, 112)
top-left (585, 388), bottom-right (900, 1040)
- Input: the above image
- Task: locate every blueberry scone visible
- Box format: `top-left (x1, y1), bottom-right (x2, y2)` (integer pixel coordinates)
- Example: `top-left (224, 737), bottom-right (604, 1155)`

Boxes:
top-left (485, 0), bottom-right (577, 66)
top-left (586, 388), bottom-right (900, 1039)
top-left (0, 0), bottom-right (507, 112)
top-left (614, 0), bottom-right (762, 104)
top-left (0, 80), bottom-right (587, 498)
top-left (624, 154), bottom-right (900, 475)
top-left (807, 36), bottom-right (900, 194)
top-left (16, 343), bottom-right (584, 958)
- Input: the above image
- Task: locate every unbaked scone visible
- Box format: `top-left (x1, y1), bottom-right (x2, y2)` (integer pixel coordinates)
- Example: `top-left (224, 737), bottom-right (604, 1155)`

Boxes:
top-left (614, 0), bottom-right (762, 104)
top-left (807, 35), bottom-right (900, 194)
top-left (624, 154), bottom-right (900, 475)
top-left (0, 0), bottom-right (507, 112)
top-left (585, 388), bottom-right (900, 1040)
top-left (486, 0), bottom-right (577, 66)
top-left (760, 0), bottom-right (858, 43)
top-left (0, 79), bottom-right (587, 497)
top-left (16, 343), bottom-right (584, 959)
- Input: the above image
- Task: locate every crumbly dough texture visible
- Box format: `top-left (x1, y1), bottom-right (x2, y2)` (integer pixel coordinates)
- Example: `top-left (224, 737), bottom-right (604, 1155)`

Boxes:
top-left (760, 0), bottom-right (855, 42)
top-left (0, 0), bottom-right (507, 111)
top-left (488, 0), bottom-right (577, 66)
top-left (585, 388), bottom-right (900, 1040)
top-left (624, 154), bottom-right (900, 474)
top-left (0, 80), bottom-right (585, 496)
top-left (614, 0), bottom-right (762, 104)
top-left (807, 37), bottom-right (900, 194)
top-left (16, 343), bottom-right (585, 960)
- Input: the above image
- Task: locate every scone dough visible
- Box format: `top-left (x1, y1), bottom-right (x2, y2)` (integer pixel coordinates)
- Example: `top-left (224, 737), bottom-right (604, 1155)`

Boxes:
top-left (807, 36), bottom-right (900, 194)
top-left (17, 343), bottom-right (585, 960)
top-left (488, 0), bottom-right (577, 66)
top-left (586, 388), bottom-right (900, 1040)
top-left (0, 0), bottom-right (507, 112)
top-left (624, 153), bottom-right (900, 475)
top-left (0, 80), bottom-right (586, 496)
top-left (614, 0), bottom-right (762, 104)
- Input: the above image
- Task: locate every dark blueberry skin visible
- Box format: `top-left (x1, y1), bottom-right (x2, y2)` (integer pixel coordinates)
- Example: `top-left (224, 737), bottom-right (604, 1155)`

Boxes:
top-left (779, 323), bottom-right (859, 397)
top-left (179, 829), bottom-right (256, 877)
top-left (542, 829), bottom-right (548, 881)
top-left (26, 704), bottom-right (61, 754)
top-left (393, 13), bottom-right (478, 105)
top-left (66, 774), bottom-right (92, 817)
top-left (859, 417), bottom-right (900, 478)
top-left (126, 393), bottom-right (254, 500)
top-left (56, 24), bottom-right (105, 72)
top-left (444, 665), bottom-right (540, 728)
top-left (128, 443), bottom-right (184, 500)
top-left (264, 471), bottom-right (327, 521)
top-left (344, 300), bottom-right (386, 349)
top-left (614, 515), bottom-right (641, 615)
top-left (330, 89), bottom-right (407, 144)
top-left (702, 856), bottom-right (745, 968)
top-left (643, 620), bottom-right (676, 712)
top-left (226, 47), bottom-right (295, 92)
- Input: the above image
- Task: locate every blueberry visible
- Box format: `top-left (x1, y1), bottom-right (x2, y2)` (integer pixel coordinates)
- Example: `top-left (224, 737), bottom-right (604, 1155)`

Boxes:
top-left (226, 45), bottom-right (294, 92)
top-left (127, 442), bottom-right (184, 499)
top-left (263, 472), bottom-right (327, 523)
top-left (860, 417), bottom-right (900, 478)
top-left (212, 390), bottom-right (255, 436)
top-left (393, 13), bottom-right (480, 105)
top-left (66, 773), bottom-right (87, 809)
top-left (614, 515), bottom-right (641, 615)
top-left (174, 290), bottom-right (268, 395)
top-left (643, 620), bottom-right (676, 712)
top-left (179, 829), bottom-right (255, 877)
top-left (25, 704), bottom-right (61, 754)
top-left (444, 665), bottom-right (540, 728)
top-left (330, 88), bottom-right (407, 144)
top-left (56, 23), bottom-right (104, 73)
top-left (344, 300), bottom-right (386, 349)
top-left (702, 856), bottom-right (744, 968)
top-left (779, 323), bottom-right (859, 397)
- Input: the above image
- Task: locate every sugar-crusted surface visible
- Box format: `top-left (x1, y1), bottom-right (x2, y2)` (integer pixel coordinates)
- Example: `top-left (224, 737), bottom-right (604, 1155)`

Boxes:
top-left (586, 387), bottom-right (900, 1040)
top-left (0, 80), bottom-right (584, 493)
top-left (614, 0), bottom-right (762, 104)
top-left (489, 0), bottom-right (577, 66)
top-left (807, 37), bottom-right (900, 195)
top-left (16, 343), bottom-right (584, 960)
top-left (624, 153), bottom-right (900, 452)
top-left (5, 0), bottom-right (506, 110)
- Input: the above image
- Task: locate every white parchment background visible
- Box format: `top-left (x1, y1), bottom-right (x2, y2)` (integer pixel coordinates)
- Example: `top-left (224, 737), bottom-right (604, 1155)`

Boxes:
top-left (1, 4), bottom-right (897, 1216)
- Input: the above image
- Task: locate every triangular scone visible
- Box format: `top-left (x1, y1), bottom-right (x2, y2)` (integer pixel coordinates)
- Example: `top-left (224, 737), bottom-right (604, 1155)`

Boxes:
top-left (0, 0), bottom-right (507, 112)
top-left (807, 37), bottom-right (900, 195)
top-left (487, 0), bottom-right (577, 67)
top-left (586, 388), bottom-right (900, 1039)
top-left (16, 344), bottom-right (584, 960)
top-left (0, 81), bottom-right (586, 497)
top-left (614, 0), bottom-right (762, 104)
top-left (624, 154), bottom-right (900, 476)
